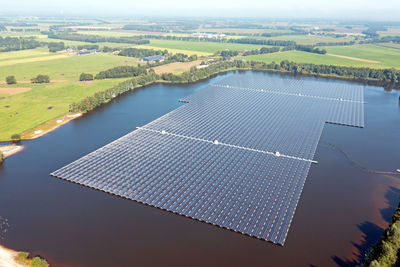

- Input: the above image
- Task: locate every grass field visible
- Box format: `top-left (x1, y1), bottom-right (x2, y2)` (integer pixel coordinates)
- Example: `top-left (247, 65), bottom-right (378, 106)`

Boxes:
top-left (377, 42), bottom-right (400, 50)
top-left (322, 44), bottom-right (400, 69)
top-left (0, 79), bottom-right (127, 140)
top-left (0, 48), bottom-right (141, 140)
top-left (143, 39), bottom-right (263, 54)
top-left (0, 48), bottom-right (139, 81)
top-left (237, 50), bottom-right (395, 69)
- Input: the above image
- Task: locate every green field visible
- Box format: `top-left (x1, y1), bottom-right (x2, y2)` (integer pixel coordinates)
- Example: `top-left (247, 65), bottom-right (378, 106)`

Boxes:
top-left (237, 44), bottom-right (400, 69)
top-left (237, 50), bottom-right (394, 69)
top-left (322, 44), bottom-right (400, 69)
top-left (0, 79), bottom-right (127, 140)
top-left (0, 48), bottom-right (139, 81)
top-left (144, 39), bottom-right (264, 54)
top-left (0, 48), bottom-right (140, 140)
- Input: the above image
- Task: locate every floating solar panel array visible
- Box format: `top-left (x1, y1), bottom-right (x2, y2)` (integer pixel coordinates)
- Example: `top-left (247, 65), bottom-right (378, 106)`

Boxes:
top-left (51, 75), bottom-right (364, 245)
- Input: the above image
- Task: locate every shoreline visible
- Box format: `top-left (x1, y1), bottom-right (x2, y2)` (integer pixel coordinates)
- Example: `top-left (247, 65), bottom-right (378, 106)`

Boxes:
top-left (0, 145), bottom-right (24, 158)
top-left (0, 245), bottom-right (24, 267)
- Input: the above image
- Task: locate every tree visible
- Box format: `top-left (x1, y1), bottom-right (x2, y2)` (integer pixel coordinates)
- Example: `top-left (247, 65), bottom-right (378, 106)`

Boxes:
top-left (79, 73), bottom-right (94, 81)
top-left (11, 133), bottom-right (21, 142)
top-left (0, 152), bottom-right (3, 164)
top-left (6, 75), bottom-right (16, 84)
top-left (31, 75), bottom-right (50, 84)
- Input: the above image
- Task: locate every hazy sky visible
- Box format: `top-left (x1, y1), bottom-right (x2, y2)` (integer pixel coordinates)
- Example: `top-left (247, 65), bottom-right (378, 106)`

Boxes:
top-left (2, 0), bottom-right (400, 20)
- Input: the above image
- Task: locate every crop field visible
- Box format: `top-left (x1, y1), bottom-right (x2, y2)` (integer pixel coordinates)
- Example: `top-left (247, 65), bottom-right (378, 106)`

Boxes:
top-left (322, 44), bottom-right (400, 69)
top-left (144, 39), bottom-right (263, 54)
top-left (237, 50), bottom-right (393, 69)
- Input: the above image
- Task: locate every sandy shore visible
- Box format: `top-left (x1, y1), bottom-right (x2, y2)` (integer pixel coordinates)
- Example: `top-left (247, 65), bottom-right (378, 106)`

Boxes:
top-left (22, 113), bottom-right (82, 140)
top-left (0, 245), bottom-right (24, 267)
top-left (0, 145), bottom-right (24, 158)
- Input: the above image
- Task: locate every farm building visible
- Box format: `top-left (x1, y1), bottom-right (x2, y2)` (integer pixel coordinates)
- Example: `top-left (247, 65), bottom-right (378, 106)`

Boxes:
top-left (141, 55), bottom-right (165, 63)
top-left (78, 49), bottom-right (100, 55)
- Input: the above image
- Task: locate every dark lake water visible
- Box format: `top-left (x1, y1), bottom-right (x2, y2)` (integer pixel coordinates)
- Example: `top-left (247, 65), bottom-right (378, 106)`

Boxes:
top-left (1, 71), bottom-right (400, 267)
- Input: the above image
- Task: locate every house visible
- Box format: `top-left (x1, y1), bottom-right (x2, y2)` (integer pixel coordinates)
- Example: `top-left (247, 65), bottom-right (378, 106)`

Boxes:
top-left (141, 55), bottom-right (165, 63)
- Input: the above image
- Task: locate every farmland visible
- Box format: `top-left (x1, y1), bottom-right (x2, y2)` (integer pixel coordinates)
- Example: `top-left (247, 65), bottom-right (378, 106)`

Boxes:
top-left (0, 48), bottom-right (141, 140)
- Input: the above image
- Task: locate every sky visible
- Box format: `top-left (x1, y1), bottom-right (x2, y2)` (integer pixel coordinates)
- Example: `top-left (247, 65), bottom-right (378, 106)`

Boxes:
top-left (1, 0), bottom-right (400, 21)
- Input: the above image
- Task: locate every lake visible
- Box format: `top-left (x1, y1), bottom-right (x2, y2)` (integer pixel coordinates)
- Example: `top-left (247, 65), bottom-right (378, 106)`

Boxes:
top-left (1, 71), bottom-right (400, 266)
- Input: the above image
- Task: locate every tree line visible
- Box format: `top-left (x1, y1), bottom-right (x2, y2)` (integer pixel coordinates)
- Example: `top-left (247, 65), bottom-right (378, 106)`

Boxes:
top-left (362, 203), bottom-right (400, 266)
top-left (0, 36), bottom-right (41, 52)
top-left (46, 32), bottom-right (150, 45)
top-left (94, 66), bottom-right (148, 79)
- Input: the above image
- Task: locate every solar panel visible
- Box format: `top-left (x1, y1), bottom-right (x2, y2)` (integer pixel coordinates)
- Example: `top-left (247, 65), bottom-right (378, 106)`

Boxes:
top-left (51, 74), bottom-right (364, 245)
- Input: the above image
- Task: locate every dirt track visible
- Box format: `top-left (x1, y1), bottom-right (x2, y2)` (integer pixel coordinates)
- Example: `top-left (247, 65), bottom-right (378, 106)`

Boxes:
top-left (326, 53), bottom-right (380, 63)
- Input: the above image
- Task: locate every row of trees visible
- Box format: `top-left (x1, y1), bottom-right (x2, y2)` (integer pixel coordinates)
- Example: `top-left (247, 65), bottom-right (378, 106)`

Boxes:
top-left (118, 47), bottom-right (168, 58)
top-left (94, 66), bottom-right (148, 79)
top-left (6, 75), bottom-right (50, 84)
top-left (282, 45), bottom-right (327, 54)
top-left (118, 47), bottom-right (197, 63)
top-left (70, 70), bottom-right (159, 113)
top-left (0, 36), bottom-right (41, 52)
top-left (47, 32), bottom-right (150, 45)
top-left (47, 42), bottom-right (65, 52)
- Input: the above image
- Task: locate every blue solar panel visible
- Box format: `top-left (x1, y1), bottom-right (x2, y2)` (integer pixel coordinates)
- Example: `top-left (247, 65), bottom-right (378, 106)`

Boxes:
top-left (51, 74), bottom-right (364, 245)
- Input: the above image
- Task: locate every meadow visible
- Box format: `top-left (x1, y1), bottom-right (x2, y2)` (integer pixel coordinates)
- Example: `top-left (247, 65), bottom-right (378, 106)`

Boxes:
top-left (237, 50), bottom-right (395, 69)
top-left (322, 44), bottom-right (400, 69)
top-left (0, 48), bottom-right (140, 140)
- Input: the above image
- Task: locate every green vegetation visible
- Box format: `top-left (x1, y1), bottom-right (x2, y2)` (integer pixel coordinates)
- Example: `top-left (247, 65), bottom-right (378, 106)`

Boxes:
top-left (0, 151), bottom-right (3, 164)
top-left (95, 66), bottom-right (147, 79)
top-left (11, 133), bottom-right (21, 141)
top-left (47, 41), bottom-right (64, 52)
top-left (31, 74), bottom-right (50, 84)
top-left (322, 45), bottom-right (400, 69)
top-left (79, 72), bottom-right (94, 81)
top-left (362, 204), bottom-right (400, 266)
top-left (0, 36), bottom-right (41, 52)
top-left (6, 75), bottom-right (16, 84)
top-left (15, 251), bottom-right (48, 267)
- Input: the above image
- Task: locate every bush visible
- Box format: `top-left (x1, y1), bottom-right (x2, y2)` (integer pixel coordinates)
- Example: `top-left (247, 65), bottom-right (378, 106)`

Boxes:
top-left (0, 152), bottom-right (3, 164)
top-left (79, 73), bottom-right (94, 81)
top-left (31, 75), bottom-right (50, 84)
top-left (11, 133), bottom-right (21, 141)
top-left (6, 75), bottom-right (16, 84)
top-left (31, 256), bottom-right (48, 267)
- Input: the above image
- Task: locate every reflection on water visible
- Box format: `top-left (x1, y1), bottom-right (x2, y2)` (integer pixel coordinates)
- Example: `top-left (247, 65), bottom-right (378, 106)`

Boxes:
top-left (0, 71), bottom-right (399, 266)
